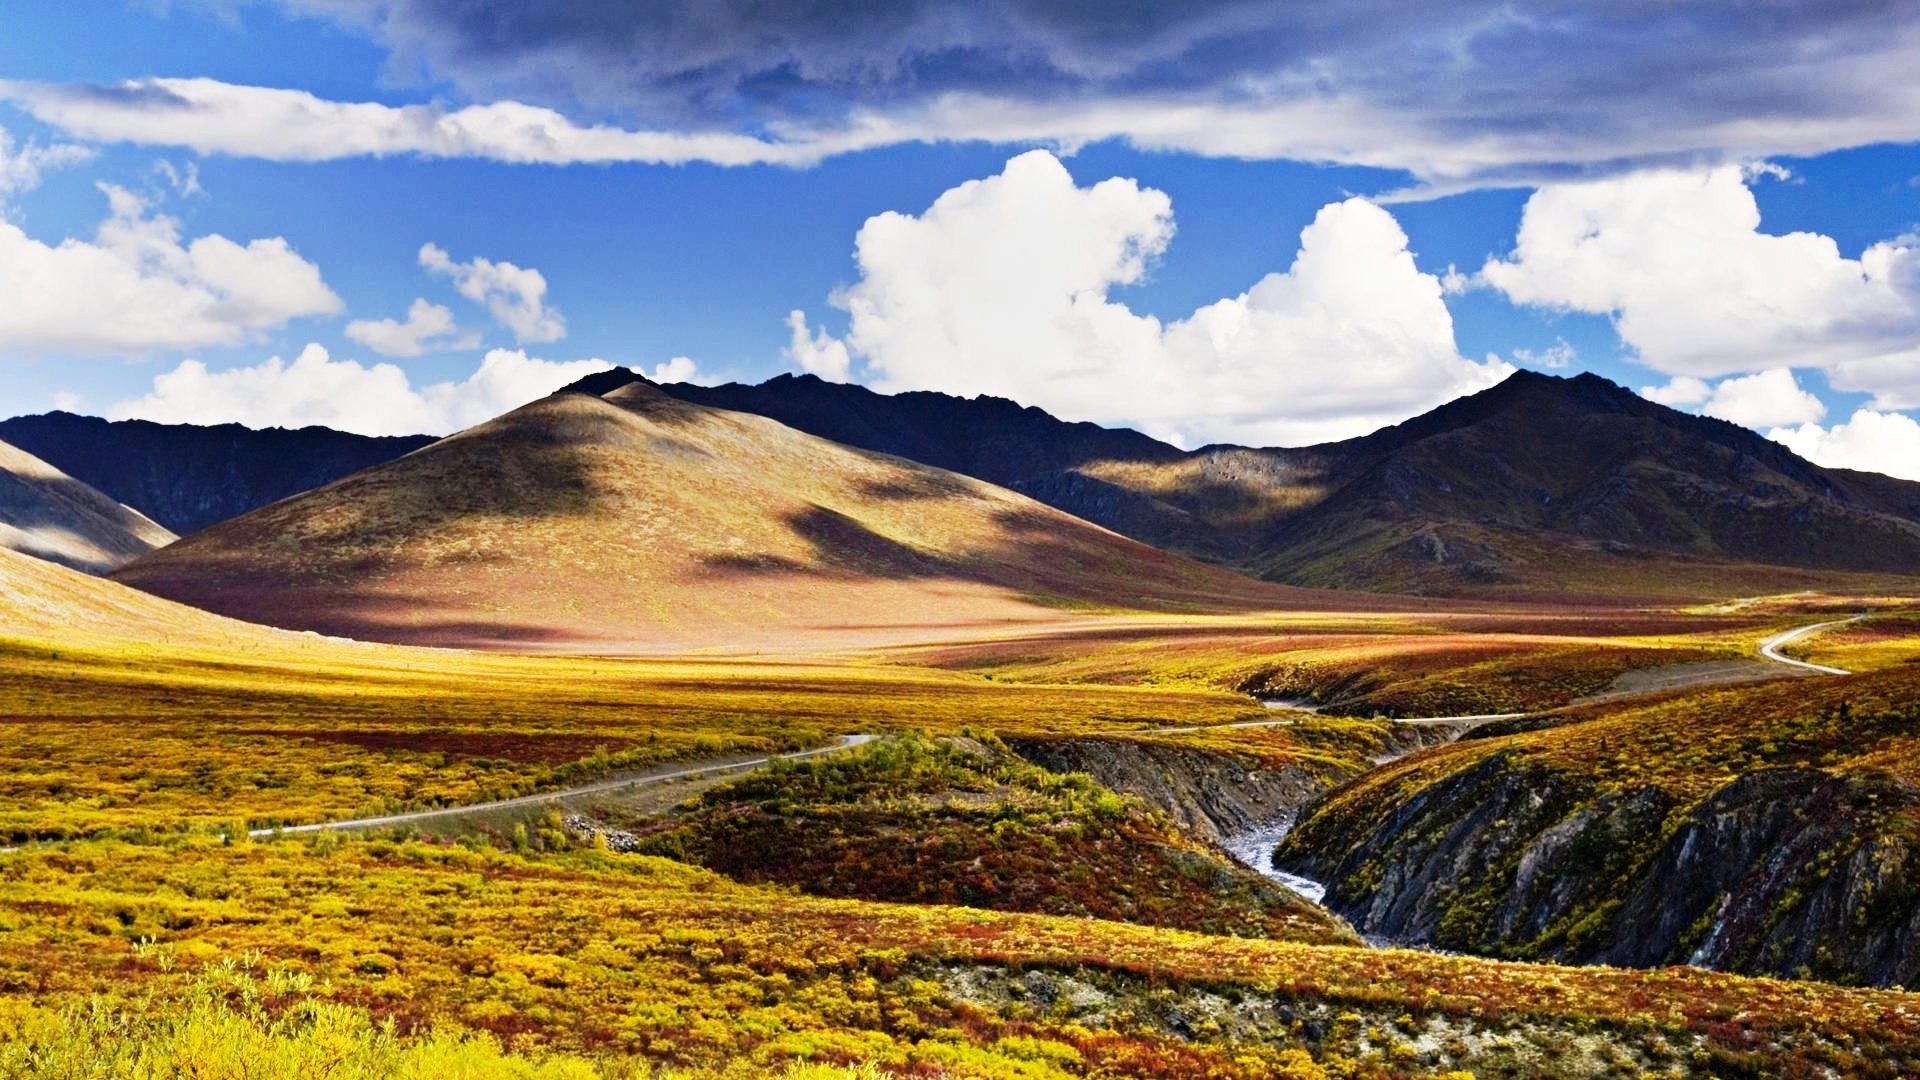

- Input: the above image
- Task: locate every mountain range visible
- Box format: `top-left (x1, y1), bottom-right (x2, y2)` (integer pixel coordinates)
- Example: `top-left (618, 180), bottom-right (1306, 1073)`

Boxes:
top-left (7, 368), bottom-right (1920, 603)
top-left (666, 369), bottom-right (1920, 595)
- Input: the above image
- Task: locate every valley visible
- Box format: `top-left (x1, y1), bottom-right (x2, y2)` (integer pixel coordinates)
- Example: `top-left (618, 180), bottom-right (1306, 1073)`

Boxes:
top-left (4, 374), bottom-right (1920, 1078)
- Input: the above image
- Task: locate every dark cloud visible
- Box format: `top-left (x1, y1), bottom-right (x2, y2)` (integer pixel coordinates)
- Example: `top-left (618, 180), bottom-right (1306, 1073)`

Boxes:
top-left (272, 1), bottom-right (1457, 122)
top-left (282, 3), bottom-right (1907, 116)
top-left (272, 2), bottom-right (1920, 165)
top-left (30, 1), bottom-right (1920, 183)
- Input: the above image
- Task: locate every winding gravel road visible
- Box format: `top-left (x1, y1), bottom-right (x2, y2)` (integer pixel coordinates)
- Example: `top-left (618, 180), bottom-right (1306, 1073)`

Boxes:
top-left (1757, 618), bottom-right (1858, 676)
top-left (252, 733), bottom-right (877, 839)
top-left (1215, 615), bottom-right (1861, 734)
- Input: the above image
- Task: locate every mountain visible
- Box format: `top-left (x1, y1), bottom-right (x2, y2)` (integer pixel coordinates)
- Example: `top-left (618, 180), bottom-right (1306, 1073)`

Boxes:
top-left (643, 369), bottom-right (1920, 595)
top-left (0, 438), bottom-right (175, 573)
top-left (112, 382), bottom-right (1301, 652)
top-left (1253, 371), bottom-right (1920, 594)
top-left (0, 412), bottom-right (437, 535)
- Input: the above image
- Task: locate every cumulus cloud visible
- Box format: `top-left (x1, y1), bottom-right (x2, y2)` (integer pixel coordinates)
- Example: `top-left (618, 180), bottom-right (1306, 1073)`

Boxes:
top-left (1697, 369), bottom-right (1827, 429)
top-left (1485, 166), bottom-right (1920, 416)
top-left (1771, 410), bottom-right (1920, 483)
top-left (794, 150), bottom-right (1509, 446)
top-left (783, 310), bottom-right (853, 382)
top-left (1640, 369), bottom-right (1828, 428)
top-left (1641, 376), bottom-right (1711, 408)
top-left (107, 343), bottom-right (611, 436)
top-left (648, 356), bottom-right (716, 384)
top-left (9, 4), bottom-right (1920, 187)
top-left (420, 242), bottom-right (565, 343)
top-left (0, 183), bottom-right (340, 355)
top-left (344, 298), bottom-right (475, 356)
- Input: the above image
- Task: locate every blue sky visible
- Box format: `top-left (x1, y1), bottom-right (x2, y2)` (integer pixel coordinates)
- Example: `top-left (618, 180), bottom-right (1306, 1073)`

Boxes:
top-left (4, 3), bottom-right (1920, 476)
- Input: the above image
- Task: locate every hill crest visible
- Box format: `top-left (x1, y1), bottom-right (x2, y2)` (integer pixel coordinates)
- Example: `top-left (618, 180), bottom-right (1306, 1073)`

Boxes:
top-left (0, 438), bottom-right (175, 574)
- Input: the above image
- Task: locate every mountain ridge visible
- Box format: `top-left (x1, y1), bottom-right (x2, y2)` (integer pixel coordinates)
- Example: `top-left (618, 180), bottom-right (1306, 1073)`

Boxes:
top-left (0, 412), bottom-right (438, 535)
top-left (635, 367), bottom-right (1920, 595)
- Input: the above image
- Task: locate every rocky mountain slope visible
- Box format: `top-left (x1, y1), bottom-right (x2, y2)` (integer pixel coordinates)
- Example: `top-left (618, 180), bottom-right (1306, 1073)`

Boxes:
top-left (0, 412), bottom-right (436, 535)
top-left (1274, 664), bottom-right (1920, 987)
top-left (650, 369), bottom-right (1920, 596)
top-left (0, 438), bottom-right (175, 573)
top-left (112, 382), bottom-right (1298, 651)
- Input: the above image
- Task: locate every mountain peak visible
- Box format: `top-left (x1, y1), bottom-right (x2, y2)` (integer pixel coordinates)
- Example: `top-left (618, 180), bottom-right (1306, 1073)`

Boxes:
top-left (558, 366), bottom-right (653, 397)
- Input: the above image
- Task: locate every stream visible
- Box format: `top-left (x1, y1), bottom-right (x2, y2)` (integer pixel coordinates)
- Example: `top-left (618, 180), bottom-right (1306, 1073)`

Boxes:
top-left (1218, 811), bottom-right (1328, 904)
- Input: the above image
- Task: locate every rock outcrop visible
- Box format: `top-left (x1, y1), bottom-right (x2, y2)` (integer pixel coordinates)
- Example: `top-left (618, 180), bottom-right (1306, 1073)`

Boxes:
top-left (1278, 750), bottom-right (1920, 986)
top-left (1008, 737), bottom-right (1350, 843)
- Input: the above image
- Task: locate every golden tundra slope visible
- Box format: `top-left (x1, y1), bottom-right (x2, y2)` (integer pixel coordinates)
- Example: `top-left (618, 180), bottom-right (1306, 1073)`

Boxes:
top-left (0, 438), bottom-right (174, 574)
top-left (112, 383), bottom-right (1299, 651)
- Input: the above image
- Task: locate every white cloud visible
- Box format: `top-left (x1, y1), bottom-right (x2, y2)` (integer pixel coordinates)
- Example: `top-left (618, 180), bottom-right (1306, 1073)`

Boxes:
top-left (1641, 376), bottom-right (1711, 408)
top-left (1512, 339), bottom-right (1576, 370)
top-left (0, 183), bottom-right (341, 354)
top-left (1641, 368), bottom-right (1828, 428)
top-left (0, 125), bottom-right (91, 204)
top-left (344, 298), bottom-right (475, 356)
top-left (784, 310), bottom-right (853, 382)
top-left (800, 150), bottom-right (1511, 446)
top-left (1697, 368), bottom-right (1826, 429)
top-left (649, 356), bottom-right (715, 384)
top-left (0, 77), bottom-right (855, 168)
top-left (1771, 410), bottom-right (1920, 482)
top-left (107, 344), bottom-right (611, 436)
top-left (1482, 166), bottom-right (1920, 411)
top-left (420, 242), bottom-right (565, 344)
top-left (151, 158), bottom-right (203, 198)
top-left (51, 390), bottom-right (82, 412)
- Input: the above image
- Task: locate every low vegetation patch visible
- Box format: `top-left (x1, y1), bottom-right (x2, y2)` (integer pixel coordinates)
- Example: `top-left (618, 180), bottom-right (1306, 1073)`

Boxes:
top-left (617, 733), bottom-right (1353, 944)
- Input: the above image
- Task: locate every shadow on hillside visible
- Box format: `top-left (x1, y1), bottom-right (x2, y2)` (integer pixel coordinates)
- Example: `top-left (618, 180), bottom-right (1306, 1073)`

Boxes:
top-left (290, 404), bottom-right (644, 527)
top-left (853, 470), bottom-right (978, 502)
top-left (692, 502), bottom-right (1273, 614)
top-left (0, 471), bottom-right (152, 539)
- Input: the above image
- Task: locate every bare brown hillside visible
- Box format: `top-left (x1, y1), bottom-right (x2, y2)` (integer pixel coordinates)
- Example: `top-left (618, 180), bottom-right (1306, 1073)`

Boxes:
top-left (112, 384), bottom-right (1308, 652)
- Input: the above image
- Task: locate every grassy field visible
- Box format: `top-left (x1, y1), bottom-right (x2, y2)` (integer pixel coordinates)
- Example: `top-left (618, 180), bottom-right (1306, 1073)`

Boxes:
top-left (5, 834), bottom-right (1920, 1078)
top-left (896, 608), bottom-right (1779, 715)
top-left (0, 597), bottom-right (1822, 840)
top-left (0, 542), bottom-right (1872, 841)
